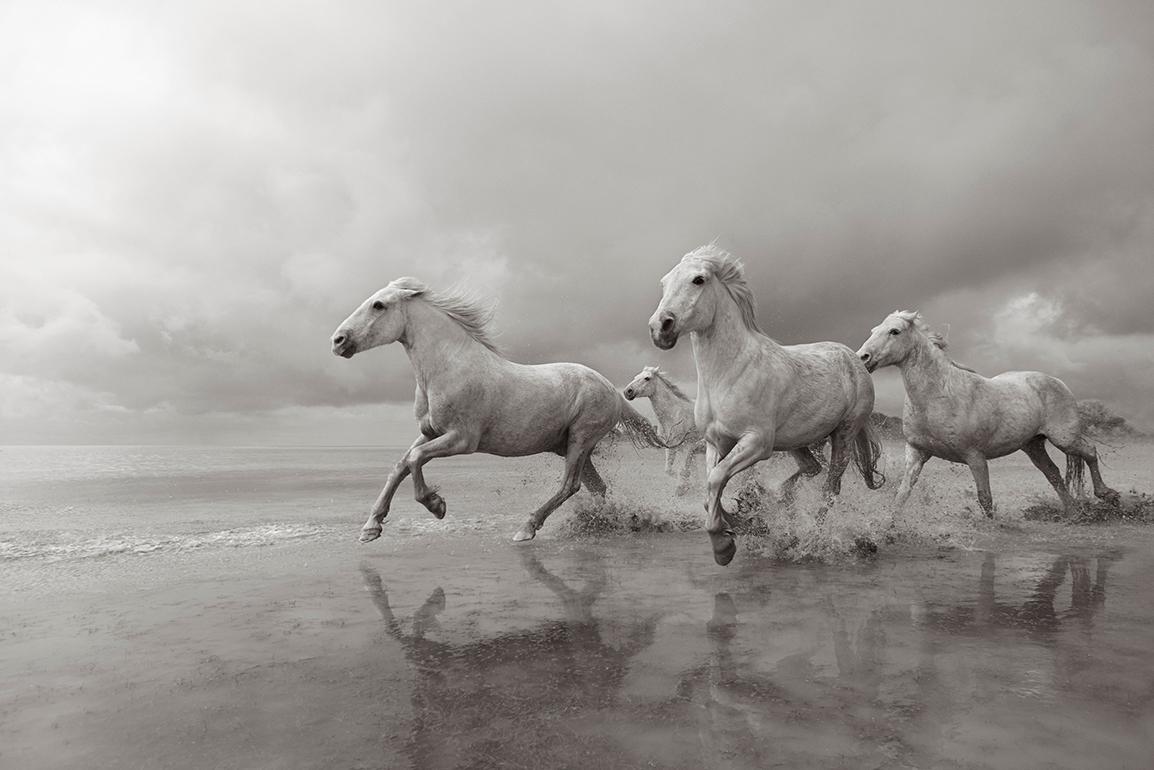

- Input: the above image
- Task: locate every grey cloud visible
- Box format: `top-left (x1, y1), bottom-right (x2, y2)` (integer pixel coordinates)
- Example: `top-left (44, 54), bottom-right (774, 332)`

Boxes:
top-left (2, 0), bottom-right (1153, 442)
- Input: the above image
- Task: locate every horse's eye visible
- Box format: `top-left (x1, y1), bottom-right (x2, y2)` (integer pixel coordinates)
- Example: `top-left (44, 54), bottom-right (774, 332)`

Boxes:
top-left (692, 276), bottom-right (705, 285)
top-left (889, 328), bottom-right (901, 336)
top-left (372, 301), bottom-right (386, 311)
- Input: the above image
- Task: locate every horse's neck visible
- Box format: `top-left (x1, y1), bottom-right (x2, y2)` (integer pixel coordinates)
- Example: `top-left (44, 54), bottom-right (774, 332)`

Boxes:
top-left (401, 301), bottom-right (496, 390)
top-left (898, 337), bottom-right (961, 407)
top-left (649, 383), bottom-right (694, 432)
top-left (691, 292), bottom-right (781, 394)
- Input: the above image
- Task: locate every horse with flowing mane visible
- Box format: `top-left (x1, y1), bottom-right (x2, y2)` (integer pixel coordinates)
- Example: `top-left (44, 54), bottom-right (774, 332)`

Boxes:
top-left (856, 310), bottom-right (1119, 517)
top-left (649, 245), bottom-right (885, 566)
top-left (623, 365), bottom-right (706, 495)
top-left (331, 277), bottom-right (665, 543)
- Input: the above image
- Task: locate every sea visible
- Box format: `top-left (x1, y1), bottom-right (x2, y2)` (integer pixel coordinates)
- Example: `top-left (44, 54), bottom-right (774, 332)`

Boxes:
top-left (0, 444), bottom-right (571, 563)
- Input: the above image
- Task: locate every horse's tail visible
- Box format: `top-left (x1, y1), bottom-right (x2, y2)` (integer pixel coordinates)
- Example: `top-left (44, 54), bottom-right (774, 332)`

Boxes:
top-left (851, 421), bottom-right (887, 489)
top-left (1066, 453), bottom-right (1086, 497)
top-left (616, 398), bottom-right (667, 449)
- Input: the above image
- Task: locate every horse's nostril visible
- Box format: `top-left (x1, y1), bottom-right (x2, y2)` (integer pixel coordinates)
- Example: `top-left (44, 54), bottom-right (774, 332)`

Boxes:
top-left (660, 317), bottom-right (674, 333)
top-left (859, 353), bottom-right (870, 362)
top-left (334, 334), bottom-right (346, 346)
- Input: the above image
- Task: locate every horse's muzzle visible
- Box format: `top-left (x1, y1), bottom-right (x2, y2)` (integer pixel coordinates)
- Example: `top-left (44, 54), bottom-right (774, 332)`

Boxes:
top-left (651, 328), bottom-right (678, 350)
top-left (332, 335), bottom-right (357, 358)
top-left (623, 388), bottom-right (636, 400)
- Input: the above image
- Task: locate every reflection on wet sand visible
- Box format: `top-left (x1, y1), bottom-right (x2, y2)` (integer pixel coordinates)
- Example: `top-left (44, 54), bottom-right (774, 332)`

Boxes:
top-left (362, 550), bottom-right (662, 768)
top-left (365, 545), bottom-right (1150, 769)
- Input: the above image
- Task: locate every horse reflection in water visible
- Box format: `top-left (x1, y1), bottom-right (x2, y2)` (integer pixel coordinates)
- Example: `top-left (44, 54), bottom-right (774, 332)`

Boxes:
top-left (919, 551), bottom-right (1116, 636)
top-left (360, 551), bottom-right (661, 769)
top-left (676, 551), bottom-right (1121, 767)
top-left (676, 589), bottom-right (896, 767)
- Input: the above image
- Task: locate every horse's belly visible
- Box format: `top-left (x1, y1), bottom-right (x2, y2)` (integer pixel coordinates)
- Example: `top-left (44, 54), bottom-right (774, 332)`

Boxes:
top-left (773, 415), bottom-right (844, 450)
top-left (476, 415), bottom-right (568, 457)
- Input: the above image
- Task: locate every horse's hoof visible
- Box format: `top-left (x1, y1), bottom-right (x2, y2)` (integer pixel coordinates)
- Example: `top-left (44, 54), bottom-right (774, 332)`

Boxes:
top-left (709, 530), bottom-right (737, 567)
top-left (418, 492), bottom-right (446, 519)
top-left (512, 527), bottom-right (536, 542)
top-left (1103, 490), bottom-right (1122, 507)
top-left (360, 527), bottom-right (382, 543)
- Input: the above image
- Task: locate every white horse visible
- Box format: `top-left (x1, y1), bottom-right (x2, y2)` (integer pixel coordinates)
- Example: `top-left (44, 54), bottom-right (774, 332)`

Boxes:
top-left (331, 277), bottom-right (665, 543)
top-left (649, 245), bottom-right (885, 566)
top-left (856, 310), bottom-right (1119, 517)
top-left (622, 366), bottom-right (706, 495)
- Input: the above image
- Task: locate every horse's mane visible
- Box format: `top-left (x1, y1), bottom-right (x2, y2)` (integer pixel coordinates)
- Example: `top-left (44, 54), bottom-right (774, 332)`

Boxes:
top-left (892, 310), bottom-right (976, 372)
top-left (643, 365), bottom-right (692, 403)
top-left (390, 277), bottom-right (499, 353)
top-left (684, 244), bottom-right (764, 336)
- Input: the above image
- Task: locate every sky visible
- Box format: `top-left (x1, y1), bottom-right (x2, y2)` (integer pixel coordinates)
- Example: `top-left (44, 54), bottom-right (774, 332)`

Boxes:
top-left (2, 0), bottom-right (1153, 445)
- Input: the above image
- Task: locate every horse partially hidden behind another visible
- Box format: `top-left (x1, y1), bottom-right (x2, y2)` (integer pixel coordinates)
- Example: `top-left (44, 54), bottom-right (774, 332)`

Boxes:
top-left (331, 277), bottom-right (664, 543)
top-left (623, 366), bottom-right (706, 495)
top-left (855, 310), bottom-right (1119, 517)
top-left (649, 245), bottom-right (885, 566)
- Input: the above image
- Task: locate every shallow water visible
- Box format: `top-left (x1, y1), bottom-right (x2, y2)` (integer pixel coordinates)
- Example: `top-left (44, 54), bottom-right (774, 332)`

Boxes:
top-left (4, 445), bottom-right (1154, 768)
top-left (5, 531), bottom-right (1154, 769)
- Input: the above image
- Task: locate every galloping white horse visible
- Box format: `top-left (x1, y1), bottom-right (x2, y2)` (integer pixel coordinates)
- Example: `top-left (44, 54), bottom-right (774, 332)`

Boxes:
top-left (856, 310), bottom-right (1118, 517)
top-left (622, 366), bottom-right (706, 495)
top-left (331, 277), bottom-right (664, 543)
top-left (649, 245), bottom-right (885, 566)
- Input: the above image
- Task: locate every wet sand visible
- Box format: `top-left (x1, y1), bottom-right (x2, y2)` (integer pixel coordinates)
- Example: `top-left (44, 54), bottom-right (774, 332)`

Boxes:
top-left (5, 526), bottom-right (1154, 769)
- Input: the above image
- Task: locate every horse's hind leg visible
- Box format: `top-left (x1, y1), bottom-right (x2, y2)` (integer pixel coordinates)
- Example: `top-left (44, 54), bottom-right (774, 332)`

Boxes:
top-left (677, 441), bottom-right (706, 496)
top-left (1022, 436), bottom-right (1078, 514)
top-left (360, 434), bottom-right (427, 542)
top-left (818, 428), bottom-right (853, 520)
top-left (964, 452), bottom-right (995, 517)
top-left (581, 458), bottom-right (607, 499)
top-left (513, 443), bottom-right (591, 542)
top-left (407, 430), bottom-right (472, 518)
top-left (779, 447), bottom-right (823, 506)
top-left (1049, 435), bottom-right (1120, 506)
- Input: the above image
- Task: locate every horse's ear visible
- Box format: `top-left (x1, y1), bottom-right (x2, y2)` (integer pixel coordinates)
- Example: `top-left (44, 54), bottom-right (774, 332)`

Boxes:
top-left (390, 276), bottom-right (426, 299)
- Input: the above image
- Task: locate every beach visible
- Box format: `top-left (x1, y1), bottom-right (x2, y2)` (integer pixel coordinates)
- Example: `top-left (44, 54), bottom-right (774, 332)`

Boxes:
top-left (4, 442), bottom-right (1154, 768)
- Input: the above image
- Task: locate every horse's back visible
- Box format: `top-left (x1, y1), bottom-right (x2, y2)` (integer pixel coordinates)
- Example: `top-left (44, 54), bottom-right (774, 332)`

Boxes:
top-left (470, 361), bottom-right (619, 456)
top-left (781, 341), bottom-right (874, 404)
top-left (990, 370), bottom-right (1081, 435)
top-left (771, 340), bottom-right (874, 446)
top-left (933, 370), bottom-right (1079, 457)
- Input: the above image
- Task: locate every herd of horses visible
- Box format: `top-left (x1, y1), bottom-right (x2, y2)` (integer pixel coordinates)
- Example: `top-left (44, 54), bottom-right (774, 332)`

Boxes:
top-left (330, 244), bottom-right (1118, 566)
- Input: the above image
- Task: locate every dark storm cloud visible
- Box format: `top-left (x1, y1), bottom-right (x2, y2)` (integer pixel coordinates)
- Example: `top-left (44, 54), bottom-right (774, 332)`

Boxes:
top-left (2, 0), bottom-right (1153, 442)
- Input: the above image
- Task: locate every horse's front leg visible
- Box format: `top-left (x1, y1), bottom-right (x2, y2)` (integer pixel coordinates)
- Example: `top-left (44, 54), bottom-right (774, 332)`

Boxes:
top-left (360, 434), bottom-right (428, 542)
top-left (665, 446), bottom-right (678, 476)
top-left (705, 433), bottom-right (770, 566)
top-left (894, 444), bottom-right (932, 510)
top-left (407, 430), bottom-right (473, 518)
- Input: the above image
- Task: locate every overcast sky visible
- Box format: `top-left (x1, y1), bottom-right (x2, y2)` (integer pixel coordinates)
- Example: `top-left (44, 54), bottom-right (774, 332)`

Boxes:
top-left (2, 0), bottom-right (1153, 444)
